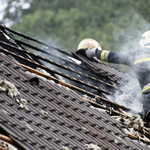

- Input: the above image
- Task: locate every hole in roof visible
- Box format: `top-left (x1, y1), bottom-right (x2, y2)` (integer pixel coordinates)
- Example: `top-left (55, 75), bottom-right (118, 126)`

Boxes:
top-left (82, 120), bottom-right (89, 125)
top-left (59, 122), bottom-right (65, 126)
top-left (0, 100), bottom-right (5, 104)
top-left (47, 89), bottom-right (53, 92)
top-left (106, 129), bottom-right (112, 133)
top-left (23, 89), bottom-right (29, 93)
top-left (41, 106), bottom-right (48, 110)
top-left (55, 139), bottom-right (61, 144)
top-left (114, 132), bottom-right (120, 136)
top-left (50, 109), bottom-right (55, 113)
top-left (79, 101), bottom-right (85, 105)
top-left (39, 145), bottom-right (47, 149)
top-left (32, 103), bottom-right (39, 107)
top-left (21, 78), bottom-right (28, 83)
top-left (68, 125), bottom-right (74, 129)
top-left (63, 95), bottom-right (69, 98)
top-left (46, 137), bottom-right (52, 141)
top-left (64, 104), bottom-right (70, 108)
top-left (61, 133), bottom-right (67, 137)
top-left (71, 98), bottom-right (76, 101)
top-left (99, 126), bottom-right (104, 130)
top-left (17, 107), bottom-right (23, 110)
top-left (58, 112), bottom-right (64, 116)
top-left (51, 119), bottom-right (57, 123)
top-left (39, 95), bottom-right (46, 99)
top-left (80, 110), bottom-right (86, 114)
top-left (36, 123), bottom-right (42, 127)
top-left (96, 116), bottom-right (102, 120)
top-left (34, 113), bottom-right (40, 117)
top-left (31, 92), bottom-right (38, 96)
top-left (53, 129), bottom-right (59, 133)
top-left (38, 134), bottom-right (44, 138)
top-left (88, 114), bottom-right (94, 117)
top-left (5, 73), bottom-right (12, 77)
top-left (66, 115), bottom-right (72, 119)
top-left (74, 118), bottom-right (80, 122)
top-left (48, 98), bottom-right (54, 102)
top-left (76, 128), bottom-right (82, 132)
top-left (38, 85), bottom-right (44, 89)
top-left (72, 107), bottom-right (78, 111)
top-left (0, 69), bottom-right (3, 73)
top-left (9, 113), bottom-right (15, 117)
top-left (55, 101), bottom-right (62, 105)
top-left (64, 143), bottom-right (69, 147)
top-left (5, 62), bottom-right (11, 66)
top-left (104, 120), bottom-right (109, 123)
top-left (90, 124), bottom-right (96, 127)
top-left (14, 76), bottom-right (20, 80)
top-left (55, 91), bottom-right (61, 94)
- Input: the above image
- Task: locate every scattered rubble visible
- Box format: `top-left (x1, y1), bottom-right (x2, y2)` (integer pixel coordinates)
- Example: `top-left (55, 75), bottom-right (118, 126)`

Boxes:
top-left (112, 114), bottom-right (150, 144)
top-left (0, 79), bottom-right (28, 110)
top-left (83, 93), bottom-right (150, 145)
top-left (0, 139), bottom-right (18, 150)
top-left (85, 143), bottom-right (101, 150)
top-left (61, 146), bottom-right (70, 150)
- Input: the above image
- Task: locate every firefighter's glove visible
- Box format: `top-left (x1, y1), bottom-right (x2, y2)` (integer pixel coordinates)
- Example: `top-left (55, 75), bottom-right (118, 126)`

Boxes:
top-left (76, 48), bottom-right (97, 58)
top-left (85, 48), bottom-right (97, 58)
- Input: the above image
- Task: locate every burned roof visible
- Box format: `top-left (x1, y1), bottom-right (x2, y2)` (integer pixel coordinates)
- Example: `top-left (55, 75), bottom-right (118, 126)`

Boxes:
top-left (0, 25), bottom-right (150, 150)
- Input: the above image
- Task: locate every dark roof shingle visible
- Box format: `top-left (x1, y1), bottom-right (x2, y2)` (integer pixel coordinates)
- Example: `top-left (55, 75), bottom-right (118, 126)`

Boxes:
top-left (0, 25), bottom-right (149, 150)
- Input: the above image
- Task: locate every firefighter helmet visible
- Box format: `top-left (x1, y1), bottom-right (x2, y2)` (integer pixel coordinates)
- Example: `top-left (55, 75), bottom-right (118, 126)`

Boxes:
top-left (139, 31), bottom-right (150, 48)
top-left (77, 38), bottom-right (101, 50)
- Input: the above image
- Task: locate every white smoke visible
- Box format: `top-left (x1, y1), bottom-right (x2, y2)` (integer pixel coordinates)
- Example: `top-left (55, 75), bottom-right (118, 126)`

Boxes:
top-left (115, 9), bottom-right (150, 53)
top-left (106, 80), bottom-right (143, 114)
top-left (106, 10), bottom-right (150, 114)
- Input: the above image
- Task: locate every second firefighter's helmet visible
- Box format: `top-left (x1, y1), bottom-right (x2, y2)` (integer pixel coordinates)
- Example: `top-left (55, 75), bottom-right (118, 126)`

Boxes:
top-left (77, 38), bottom-right (102, 50)
top-left (139, 31), bottom-right (150, 48)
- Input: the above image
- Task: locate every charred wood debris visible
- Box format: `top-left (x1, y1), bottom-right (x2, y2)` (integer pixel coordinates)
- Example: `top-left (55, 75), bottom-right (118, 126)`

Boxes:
top-left (0, 24), bottom-right (150, 147)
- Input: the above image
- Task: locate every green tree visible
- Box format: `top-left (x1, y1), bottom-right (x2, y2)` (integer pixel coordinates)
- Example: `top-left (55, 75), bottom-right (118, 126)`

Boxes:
top-left (1, 0), bottom-right (150, 75)
top-left (2, 0), bottom-right (150, 53)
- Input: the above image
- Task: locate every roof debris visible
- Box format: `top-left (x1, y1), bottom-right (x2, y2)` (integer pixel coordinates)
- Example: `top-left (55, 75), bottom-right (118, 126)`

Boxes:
top-left (85, 143), bottom-right (101, 150)
top-left (112, 114), bottom-right (150, 144)
top-left (0, 139), bottom-right (18, 150)
top-left (0, 79), bottom-right (28, 110)
top-left (0, 79), bottom-right (20, 98)
top-left (61, 146), bottom-right (70, 150)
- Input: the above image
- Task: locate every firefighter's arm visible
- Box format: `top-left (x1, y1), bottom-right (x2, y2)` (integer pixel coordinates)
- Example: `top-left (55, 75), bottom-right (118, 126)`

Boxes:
top-left (95, 49), bottom-right (129, 65)
top-left (76, 48), bottom-right (130, 65)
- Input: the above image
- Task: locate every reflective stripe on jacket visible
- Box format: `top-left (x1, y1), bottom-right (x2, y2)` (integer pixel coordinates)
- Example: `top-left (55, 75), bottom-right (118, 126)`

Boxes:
top-left (95, 48), bottom-right (150, 92)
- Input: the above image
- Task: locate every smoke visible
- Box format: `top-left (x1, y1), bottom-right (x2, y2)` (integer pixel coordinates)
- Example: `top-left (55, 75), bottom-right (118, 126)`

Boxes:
top-left (104, 10), bottom-right (150, 114)
top-left (105, 80), bottom-right (143, 114)
top-left (115, 9), bottom-right (150, 53)
top-left (24, 7), bottom-right (149, 115)
top-left (117, 82), bottom-right (143, 113)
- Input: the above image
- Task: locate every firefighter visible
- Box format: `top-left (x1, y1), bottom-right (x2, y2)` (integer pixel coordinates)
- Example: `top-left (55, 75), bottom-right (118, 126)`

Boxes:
top-left (76, 31), bottom-right (150, 125)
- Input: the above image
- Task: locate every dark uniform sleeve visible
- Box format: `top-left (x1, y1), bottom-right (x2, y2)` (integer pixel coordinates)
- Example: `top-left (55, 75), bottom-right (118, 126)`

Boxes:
top-left (95, 49), bottom-right (135, 66)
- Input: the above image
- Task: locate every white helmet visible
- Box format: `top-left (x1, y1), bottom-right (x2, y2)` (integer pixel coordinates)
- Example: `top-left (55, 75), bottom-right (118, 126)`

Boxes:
top-left (77, 38), bottom-right (102, 50)
top-left (139, 31), bottom-right (150, 48)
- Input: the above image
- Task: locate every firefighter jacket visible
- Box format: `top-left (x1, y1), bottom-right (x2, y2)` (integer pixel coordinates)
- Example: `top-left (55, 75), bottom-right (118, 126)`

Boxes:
top-left (95, 48), bottom-right (150, 93)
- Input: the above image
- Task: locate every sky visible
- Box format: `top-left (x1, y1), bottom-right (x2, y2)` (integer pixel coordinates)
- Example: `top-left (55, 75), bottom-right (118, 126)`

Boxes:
top-left (0, 0), bottom-right (7, 21)
top-left (0, 0), bottom-right (30, 26)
